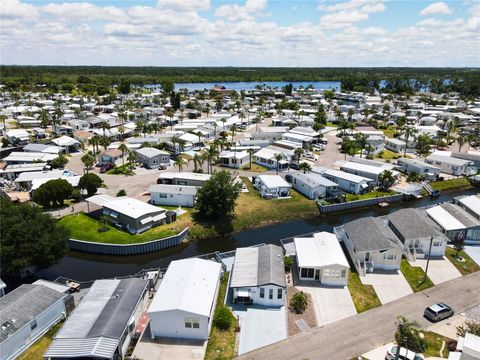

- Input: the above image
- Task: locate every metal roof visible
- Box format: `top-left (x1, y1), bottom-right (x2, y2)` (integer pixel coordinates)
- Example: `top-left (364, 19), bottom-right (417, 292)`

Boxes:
top-left (257, 175), bottom-right (291, 189)
top-left (295, 232), bottom-right (349, 268)
top-left (440, 203), bottom-right (480, 228)
top-left (149, 184), bottom-right (198, 195)
top-left (0, 284), bottom-right (65, 343)
top-left (148, 258), bottom-right (221, 317)
top-left (324, 169), bottom-right (371, 184)
top-left (231, 244), bottom-right (286, 288)
top-left (426, 154), bottom-right (472, 166)
top-left (343, 217), bottom-right (400, 252)
top-left (459, 195), bottom-right (480, 217)
top-left (86, 195), bottom-right (165, 219)
top-left (135, 147), bottom-right (168, 158)
top-left (291, 172), bottom-right (337, 188)
top-left (426, 206), bottom-right (466, 231)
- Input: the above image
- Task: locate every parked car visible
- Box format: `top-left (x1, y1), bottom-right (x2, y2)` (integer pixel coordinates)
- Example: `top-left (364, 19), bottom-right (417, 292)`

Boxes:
top-left (313, 144), bottom-right (325, 151)
top-left (385, 345), bottom-right (424, 360)
top-left (100, 163), bottom-right (115, 173)
top-left (424, 303), bottom-right (454, 322)
top-left (303, 152), bottom-right (315, 159)
top-left (285, 174), bottom-right (293, 183)
top-left (289, 162), bottom-right (300, 170)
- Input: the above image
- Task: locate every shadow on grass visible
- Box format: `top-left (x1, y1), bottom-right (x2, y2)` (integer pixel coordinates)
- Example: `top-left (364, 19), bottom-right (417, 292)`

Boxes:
top-left (192, 212), bottom-right (234, 236)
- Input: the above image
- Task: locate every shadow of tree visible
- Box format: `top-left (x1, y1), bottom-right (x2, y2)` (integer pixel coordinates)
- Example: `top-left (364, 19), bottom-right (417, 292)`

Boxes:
top-left (192, 211), bottom-right (234, 236)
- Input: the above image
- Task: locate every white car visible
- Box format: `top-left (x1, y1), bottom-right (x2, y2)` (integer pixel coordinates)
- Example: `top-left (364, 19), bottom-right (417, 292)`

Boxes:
top-left (385, 345), bottom-right (424, 360)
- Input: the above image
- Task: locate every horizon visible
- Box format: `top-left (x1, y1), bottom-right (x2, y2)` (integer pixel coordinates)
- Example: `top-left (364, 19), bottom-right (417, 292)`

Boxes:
top-left (1, 0), bottom-right (479, 67)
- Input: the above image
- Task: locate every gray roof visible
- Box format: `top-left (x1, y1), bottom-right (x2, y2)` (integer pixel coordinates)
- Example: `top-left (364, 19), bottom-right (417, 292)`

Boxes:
top-left (426, 154), bottom-right (472, 166)
top-left (343, 217), bottom-right (400, 252)
top-left (441, 203), bottom-right (480, 228)
top-left (46, 278), bottom-right (147, 358)
top-left (0, 284), bottom-right (65, 343)
top-left (291, 172), bottom-right (337, 188)
top-left (135, 147), bottom-right (168, 158)
top-left (387, 208), bottom-right (442, 241)
top-left (230, 244), bottom-right (286, 288)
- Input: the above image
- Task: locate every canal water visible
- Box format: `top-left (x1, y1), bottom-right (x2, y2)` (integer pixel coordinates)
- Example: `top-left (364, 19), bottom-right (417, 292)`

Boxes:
top-left (37, 189), bottom-right (478, 281)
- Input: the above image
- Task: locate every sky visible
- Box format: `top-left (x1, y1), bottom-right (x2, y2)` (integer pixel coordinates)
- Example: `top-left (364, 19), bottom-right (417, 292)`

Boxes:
top-left (1, 0), bottom-right (479, 67)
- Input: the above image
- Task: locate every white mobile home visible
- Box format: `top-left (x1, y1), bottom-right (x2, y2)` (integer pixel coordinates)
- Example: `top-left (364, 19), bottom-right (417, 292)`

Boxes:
top-left (0, 284), bottom-right (67, 360)
top-left (337, 160), bottom-right (399, 185)
top-left (255, 175), bottom-right (291, 199)
top-left (135, 147), bottom-right (170, 169)
top-left (397, 158), bottom-right (441, 180)
top-left (230, 244), bottom-right (286, 306)
top-left (425, 154), bottom-right (473, 176)
top-left (148, 258), bottom-right (222, 341)
top-left (294, 232), bottom-right (349, 286)
top-left (253, 146), bottom-right (291, 171)
top-left (323, 169), bottom-right (371, 194)
top-left (290, 172), bottom-right (337, 199)
top-left (157, 172), bottom-right (211, 187)
top-left (456, 195), bottom-right (480, 220)
top-left (149, 184), bottom-right (197, 207)
top-left (219, 150), bottom-right (250, 169)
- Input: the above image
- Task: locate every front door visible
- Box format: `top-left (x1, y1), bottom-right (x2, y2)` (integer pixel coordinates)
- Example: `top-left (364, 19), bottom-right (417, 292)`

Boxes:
top-left (365, 252), bottom-right (370, 262)
top-left (315, 269), bottom-right (320, 280)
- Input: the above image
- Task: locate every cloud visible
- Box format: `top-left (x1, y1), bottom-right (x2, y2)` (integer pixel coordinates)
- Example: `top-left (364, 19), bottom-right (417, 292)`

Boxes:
top-left (0, 0), bottom-right (37, 19)
top-left (156, 0), bottom-right (210, 12)
top-left (319, 0), bottom-right (386, 28)
top-left (215, 0), bottom-right (268, 21)
top-left (420, 2), bottom-right (453, 16)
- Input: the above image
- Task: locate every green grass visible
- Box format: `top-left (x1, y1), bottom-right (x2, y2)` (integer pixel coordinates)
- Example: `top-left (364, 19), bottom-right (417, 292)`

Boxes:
top-left (205, 272), bottom-right (237, 360)
top-left (345, 190), bottom-right (397, 202)
top-left (347, 271), bottom-right (382, 313)
top-left (430, 177), bottom-right (472, 191)
top-left (375, 149), bottom-right (402, 160)
top-left (326, 122), bottom-right (338, 128)
top-left (59, 212), bottom-right (189, 244)
top-left (445, 247), bottom-right (480, 275)
top-left (107, 163), bottom-right (135, 175)
top-left (417, 330), bottom-right (451, 358)
top-left (241, 163), bottom-right (269, 173)
top-left (382, 129), bottom-right (397, 138)
top-left (400, 259), bottom-right (434, 292)
top-left (17, 321), bottom-right (64, 360)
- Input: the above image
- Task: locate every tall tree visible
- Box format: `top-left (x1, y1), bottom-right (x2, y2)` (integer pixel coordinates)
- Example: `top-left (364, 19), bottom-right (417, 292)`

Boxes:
top-left (78, 173), bottom-right (103, 196)
top-left (402, 126), bottom-right (418, 157)
top-left (81, 152), bottom-right (95, 174)
top-left (273, 153), bottom-right (285, 174)
top-left (395, 316), bottom-right (425, 354)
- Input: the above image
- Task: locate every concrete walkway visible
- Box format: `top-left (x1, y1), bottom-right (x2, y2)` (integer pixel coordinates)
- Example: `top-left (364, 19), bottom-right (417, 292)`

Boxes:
top-left (360, 270), bottom-right (413, 304)
top-left (235, 270), bottom-right (480, 360)
top-left (409, 256), bottom-right (461, 285)
top-left (465, 245), bottom-right (480, 266)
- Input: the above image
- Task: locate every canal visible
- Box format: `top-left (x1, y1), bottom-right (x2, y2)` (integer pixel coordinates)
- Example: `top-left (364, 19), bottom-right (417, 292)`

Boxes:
top-left (37, 189), bottom-right (479, 281)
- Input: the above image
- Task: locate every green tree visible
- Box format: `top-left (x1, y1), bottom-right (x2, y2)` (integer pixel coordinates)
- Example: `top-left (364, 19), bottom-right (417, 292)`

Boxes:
top-left (50, 155), bottom-right (68, 169)
top-left (273, 153), bottom-right (285, 174)
top-left (81, 152), bottom-right (95, 173)
top-left (118, 79), bottom-right (131, 94)
top-left (174, 155), bottom-right (187, 172)
top-left (116, 189), bottom-right (127, 197)
top-left (0, 199), bottom-right (68, 276)
top-left (39, 109), bottom-right (50, 130)
top-left (415, 134), bottom-right (432, 155)
top-left (378, 170), bottom-right (396, 190)
top-left (195, 170), bottom-right (242, 219)
top-left (33, 179), bottom-right (73, 208)
top-left (78, 173), bottom-right (102, 196)
top-left (299, 162), bottom-right (312, 173)
top-left (213, 305), bottom-right (235, 331)
top-left (402, 126), bottom-right (418, 157)
top-left (395, 316), bottom-right (425, 354)
top-left (457, 320), bottom-right (480, 337)
top-left (290, 291), bottom-right (308, 314)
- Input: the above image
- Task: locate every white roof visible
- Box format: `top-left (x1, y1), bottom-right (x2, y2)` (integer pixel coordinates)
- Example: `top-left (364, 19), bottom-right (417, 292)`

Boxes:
top-left (179, 132), bottom-right (199, 143)
top-left (426, 154), bottom-right (472, 166)
top-left (324, 169), bottom-right (370, 184)
top-left (158, 171), bottom-right (211, 182)
top-left (135, 147), bottom-right (168, 158)
top-left (282, 132), bottom-right (312, 142)
top-left (459, 195), bottom-right (480, 217)
top-left (15, 169), bottom-right (65, 183)
top-left (220, 150), bottom-right (249, 159)
top-left (149, 184), bottom-right (198, 196)
top-left (51, 136), bottom-right (80, 147)
top-left (254, 147), bottom-right (291, 161)
top-left (257, 175), bottom-right (291, 189)
top-left (86, 195), bottom-right (164, 219)
top-left (294, 232), bottom-right (349, 268)
top-left (3, 152), bottom-right (58, 163)
top-left (148, 258), bottom-right (221, 317)
top-left (426, 206), bottom-right (466, 231)
top-left (85, 194), bottom-right (117, 207)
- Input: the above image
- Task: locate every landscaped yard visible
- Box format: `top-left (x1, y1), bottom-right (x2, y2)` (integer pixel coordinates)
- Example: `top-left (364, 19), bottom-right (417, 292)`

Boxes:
top-left (18, 321), bottom-right (63, 360)
top-left (205, 272), bottom-right (237, 360)
top-left (417, 330), bottom-right (452, 358)
top-left (382, 128), bottom-right (397, 138)
top-left (107, 163), bottom-right (134, 175)
top-left (59, 212), bottom-right (189, 244)
top-left (345, 190), bottom-right (397, 202)
top-left (430, 177), bottom-right (472, 191)
top-left (347, 271), bottom-right (381, 313)
top-left (445, 247), bottom-right (480, 275)
top-left (375, 149), bottom-right (402, 161)
top-left (241, 163), bottom-right (268, 173)
top-left (400, 259), bottom-right (434, 292)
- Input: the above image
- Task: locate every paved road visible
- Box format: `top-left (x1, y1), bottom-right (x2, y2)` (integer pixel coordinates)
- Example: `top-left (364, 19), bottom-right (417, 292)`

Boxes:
top-left (236, 271), bottom-right (480, 360)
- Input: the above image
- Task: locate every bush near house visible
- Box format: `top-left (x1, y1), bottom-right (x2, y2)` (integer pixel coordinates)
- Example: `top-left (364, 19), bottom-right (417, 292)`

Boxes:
top-left (290, 291), bottom-right (308, 314)
top-left (213, 305), bottom-right (235, 331)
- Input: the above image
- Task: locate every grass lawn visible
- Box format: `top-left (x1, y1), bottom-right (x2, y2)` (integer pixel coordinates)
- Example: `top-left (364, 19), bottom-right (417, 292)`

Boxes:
top-left (205, 272), bottom-right (237, 360)
top-left (326, 122), bottom-right (338, 128)
top-left (345, 190), bottom-right (397, 202)
top-left (382, 129), bottom-right (397, 138)
top-left (375, 149), bottom-right (402, 161)
top-left (107, 163), bottom-right (135, 175)
top-left (430, 177), bottom-right (472, 191)
top-left (445, 247), bottom-right (480, 275)
top-left (400, 259), bottom-right (434, 292)
top-left (59, 212), bottom-right (190, 244)
top-left (241, 163), bottom-right (268, 173)
top-left (347, 271), bottom-right (382, 313)
top-left (417, 330), bottom-right (451, 358)
top-left (18, 321), bottom-right (64, 360)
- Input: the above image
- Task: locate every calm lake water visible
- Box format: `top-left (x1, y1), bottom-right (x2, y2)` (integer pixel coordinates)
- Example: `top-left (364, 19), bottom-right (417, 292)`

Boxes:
top-left (36, 189), bottom-right (479, 282)
top-left (144, 81), bottom-right (341, 92)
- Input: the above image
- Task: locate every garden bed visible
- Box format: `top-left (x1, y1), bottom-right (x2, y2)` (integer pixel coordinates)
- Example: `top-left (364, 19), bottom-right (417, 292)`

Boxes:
top-left (286, 286), bottom-right (317, 336)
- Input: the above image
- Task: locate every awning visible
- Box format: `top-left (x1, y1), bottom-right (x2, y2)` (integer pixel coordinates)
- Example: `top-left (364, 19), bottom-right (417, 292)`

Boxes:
top-left (140, 216), bottom-right (153, 224)
top-left (152, 213), bottom-right (166, 222)
top-left (361, 183), bottom-right (369, 188)
top-left (237, 290), bottom-right (250, 297)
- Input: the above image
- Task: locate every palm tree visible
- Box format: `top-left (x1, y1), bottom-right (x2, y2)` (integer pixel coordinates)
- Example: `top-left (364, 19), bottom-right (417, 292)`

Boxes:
top-left (171, 136), bottom-right (179, 154)
top-left (118, 126), bottom-right (125, 141)
top-left (212, 122), bottom-right (218, 139)
top-left (206, 146), bottom-right (219, 174)
top-left (239, 112), bottom-right (246, 128)
top-left (39, 110), bottom-right (50, 131)
top-left (247, 148), bottom-right (256, 169)
top-left (89, 135), bottom-right (101, 156)
top-left (118, 143), bottom-right (129, 167)
top-left (395, 316), bottom-right (425, 354)
top-left (294, 147), bottom-right (304, 163)
top-left (193, 153), bottom-right (201, 172)
top-left (273, 153), bottom-right (285, 174)
top-left (127, 150), bottom-right (137, 172)
top-left (100, 121), bottom-right (110, 138)
top-left (379, 170), bottom-right (396, 190)
top-left (174, 155), bottom-right (187, 172)
top-left (299, 162), bottom-right (312, 174)
top-left (221, 117), bottom-right (227, 131)
top-left (457, 133), bottom-right (469, 153)
top-left (81, 152), bottom-right (95, 174)
top-left (402, 126), bottom-right (418, 158)
top-left (338, 119), bottom-right (349, 137)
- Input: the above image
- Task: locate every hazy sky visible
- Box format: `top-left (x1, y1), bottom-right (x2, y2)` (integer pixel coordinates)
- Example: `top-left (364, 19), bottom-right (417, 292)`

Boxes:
top-left (1, 0), bottom-right (479, 67)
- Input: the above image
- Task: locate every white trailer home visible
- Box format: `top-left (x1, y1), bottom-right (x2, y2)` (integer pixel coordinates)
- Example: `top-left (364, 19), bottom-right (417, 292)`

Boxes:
top-left (254, 175), bottom-right (291, 199)
top-left (323, 169), bottom-right (371, 194)
top-left (149, 184), bottom-right (197, 207)
top-left (290, 172), bottom-right (337, 200)
top-left (425, 154), bottom-right (473, 176)
top-left (148, 258), bottom-right (222, 341)
top-left (294, 232), bottom-right (349, 286)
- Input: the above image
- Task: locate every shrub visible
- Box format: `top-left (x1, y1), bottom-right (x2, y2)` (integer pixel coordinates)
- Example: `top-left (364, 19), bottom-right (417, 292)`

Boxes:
top-left (290, 291), bottom-right (308, 314)
top-left (284, 256), bottom-right (293, 272)
top-left (213, 305), bottom-right (235, 331)
top-left (50, 155), bottom-right (68, 169)
top-left (116, 189), bottom-right (127, 197)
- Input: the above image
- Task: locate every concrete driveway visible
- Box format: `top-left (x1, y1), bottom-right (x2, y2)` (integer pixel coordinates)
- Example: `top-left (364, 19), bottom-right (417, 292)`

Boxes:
top-left (236, 306), bottom-right (287, 355)
top-left (298, 285), bottom-right (357, 327)
top-left (360, 270), bottom-right (413, 304)
top-left (409, 257), bottom-right (461, 285)
top-left (465, 245), bottom-right (480, 266)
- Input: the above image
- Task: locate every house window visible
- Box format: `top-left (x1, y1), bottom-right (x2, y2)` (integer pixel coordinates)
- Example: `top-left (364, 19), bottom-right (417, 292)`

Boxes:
top-left (384, 253), bottom-right (395, 260)
top-left (159, 193), bottom-right (167, 198)
top-left (277, 289), bottom-right (282, 299)
top-left (269, 289), bottom-right (273, 299)
top-left (341, 270), bottom-right (346, 278)
top-left (185, 318), bottom-right (200, 329)
top-left (260, 288), bottom-right (265, 298)
top-left (433, 240), bottom-right (442, 246)
top-left (301, 268), bottom-right (314, 278)
top-left (30, 320), bottom-right (37, 331)
top-left (323, 269), bottom-right (330, 277)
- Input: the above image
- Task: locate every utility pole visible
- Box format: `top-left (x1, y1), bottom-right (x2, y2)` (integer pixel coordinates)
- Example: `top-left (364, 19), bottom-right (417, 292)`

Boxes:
top-left (422, 236), bottom-right (434, 285)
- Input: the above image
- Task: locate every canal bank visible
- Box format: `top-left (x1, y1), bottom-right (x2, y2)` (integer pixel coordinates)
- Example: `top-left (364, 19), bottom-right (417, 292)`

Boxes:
top-left (36, 189), bottom-right (479, 282)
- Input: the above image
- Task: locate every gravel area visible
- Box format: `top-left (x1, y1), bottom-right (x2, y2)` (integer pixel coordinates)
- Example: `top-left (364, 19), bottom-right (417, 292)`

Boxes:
top-left (286, 286), bottom-right (317, 336)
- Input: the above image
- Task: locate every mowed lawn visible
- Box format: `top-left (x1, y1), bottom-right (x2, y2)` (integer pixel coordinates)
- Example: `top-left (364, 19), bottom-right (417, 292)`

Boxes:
top-left (445, 247), bottom-right (480, 275)
top-left (400, 259), bottom-right (434, 292)
top-left (431, 177), bottom-right (472, 191)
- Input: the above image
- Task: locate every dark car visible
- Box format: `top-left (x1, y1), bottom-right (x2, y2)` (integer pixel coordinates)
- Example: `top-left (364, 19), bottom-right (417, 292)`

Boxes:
top-left (100, 163), bottom-right (115, 173)
top-left (424, 303), bottom-right (454, 322)
top-left (289, 162), bottom-right (300, 170)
